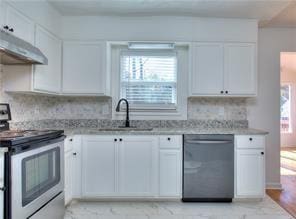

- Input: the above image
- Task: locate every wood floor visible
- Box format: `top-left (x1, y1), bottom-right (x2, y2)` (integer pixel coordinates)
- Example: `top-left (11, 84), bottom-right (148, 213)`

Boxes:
top-left (267, 147), bottom-right (296, 218)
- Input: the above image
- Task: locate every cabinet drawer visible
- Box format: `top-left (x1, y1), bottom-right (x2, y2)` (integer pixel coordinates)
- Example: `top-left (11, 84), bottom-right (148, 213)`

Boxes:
top-left (235, 135), bottom-right (265, 149)
top-left (159, 136), bottom-right (182, 149)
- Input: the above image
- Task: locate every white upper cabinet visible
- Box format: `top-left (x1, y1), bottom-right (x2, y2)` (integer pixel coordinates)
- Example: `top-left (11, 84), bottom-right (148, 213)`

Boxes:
top-left (2, 3), bottom-right (34, 44)
top-left (118, 136), bottom-right (157, 196)
top-left (190, 42), bottom-right (257, 97)
top-left (34, 25), bottom-right (62, 93)
top-left (62, 41), bottom-right (107, 95)
top-left (191, 43), bottom-right (224, 95)
top-left (224, 43), bottom-right (256, 95)
top-left (3, 26), bottom-right (62, 94)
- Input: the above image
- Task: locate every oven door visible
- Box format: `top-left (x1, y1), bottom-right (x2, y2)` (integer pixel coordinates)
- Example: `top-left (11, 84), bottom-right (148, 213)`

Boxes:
top-left (11, 140), bottom-right (64, 219)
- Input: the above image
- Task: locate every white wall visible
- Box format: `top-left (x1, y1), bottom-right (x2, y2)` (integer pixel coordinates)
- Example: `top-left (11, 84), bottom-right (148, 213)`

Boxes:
top-left (62, 16), bottom-right (257, 42)
top-left (247, 28), bottom-right (296, 189)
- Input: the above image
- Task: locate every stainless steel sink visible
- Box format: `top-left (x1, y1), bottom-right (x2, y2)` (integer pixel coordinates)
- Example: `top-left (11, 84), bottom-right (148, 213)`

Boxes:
top-left (97, 127), bottom-right (153, 131)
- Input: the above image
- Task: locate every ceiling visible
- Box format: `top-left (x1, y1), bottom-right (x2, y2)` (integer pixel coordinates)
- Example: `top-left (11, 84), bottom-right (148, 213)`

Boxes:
top-left (46, 0), bottom-right (296, 27)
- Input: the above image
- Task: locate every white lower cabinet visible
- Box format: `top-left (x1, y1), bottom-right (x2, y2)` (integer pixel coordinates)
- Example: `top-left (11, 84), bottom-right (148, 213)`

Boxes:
top-left (118, 137), bottom-right (158, 196)
top-left (64, 136), bottom-right (75, 205)
top-left (81, 136), bottom-right (117, 197)
top-left (235, 135), bottom-right (265, 199)
top-left (75, 135), bottom-right (182, 199)
top-left (66, 134), bottom-right (266, 201)
top-left (159, 150), bottom-right (181, 197)
top-left (64, 150), bottom-right (73, 205)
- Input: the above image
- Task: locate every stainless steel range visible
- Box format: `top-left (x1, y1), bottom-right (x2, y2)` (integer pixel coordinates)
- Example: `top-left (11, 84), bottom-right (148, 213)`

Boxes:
top-left (0, 104), bottom-right (65, 219)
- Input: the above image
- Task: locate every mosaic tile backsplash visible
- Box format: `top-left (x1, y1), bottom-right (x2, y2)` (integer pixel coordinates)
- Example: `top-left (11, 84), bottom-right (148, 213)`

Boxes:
top-left (0, 69), bottom-right (248, 124)
top-left (9, 119), bottom-right (248, 130)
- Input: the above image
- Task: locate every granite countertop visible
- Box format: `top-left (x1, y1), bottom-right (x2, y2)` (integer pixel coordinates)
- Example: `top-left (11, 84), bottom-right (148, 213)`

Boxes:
top-left (64, 127), bottom-right (268, 136)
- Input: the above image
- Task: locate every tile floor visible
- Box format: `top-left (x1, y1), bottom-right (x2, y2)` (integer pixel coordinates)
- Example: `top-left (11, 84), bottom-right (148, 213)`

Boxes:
top-left (64, 196), bottom-right (293, 219)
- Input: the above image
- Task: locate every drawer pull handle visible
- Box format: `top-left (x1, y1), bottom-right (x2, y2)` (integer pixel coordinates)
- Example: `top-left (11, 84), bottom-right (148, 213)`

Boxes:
top-left (167, 137), bottom-right (171, 141)
top-left (69, 139), bottom-right (73, 142)
top-left (73, 152), bottom-right (77, 156)
top-left (119, 138), bottom-right (122, 142)
top-left (249, 138), bottom-right (253, 141)
top-left (114, 139), bottom-right (117, 142)
top-left (261, 152), bottom-right (264, 155)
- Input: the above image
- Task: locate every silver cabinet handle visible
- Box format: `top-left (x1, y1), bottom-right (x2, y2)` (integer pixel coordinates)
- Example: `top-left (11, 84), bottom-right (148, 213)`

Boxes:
top-left (185, 140), bottom-right (232, 144)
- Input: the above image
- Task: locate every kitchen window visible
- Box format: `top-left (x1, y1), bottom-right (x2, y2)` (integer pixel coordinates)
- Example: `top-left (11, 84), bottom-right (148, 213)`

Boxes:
top-left (120, 50), bottom-right (177, 110)
top-left (111, 43), bottom-right (188, 120)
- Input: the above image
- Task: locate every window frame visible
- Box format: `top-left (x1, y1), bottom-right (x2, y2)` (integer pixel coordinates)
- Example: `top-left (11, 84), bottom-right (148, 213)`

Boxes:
top-left (109, 42), bottom-right (189, 120)
top-left (280, 83), bottom-right (292, 134)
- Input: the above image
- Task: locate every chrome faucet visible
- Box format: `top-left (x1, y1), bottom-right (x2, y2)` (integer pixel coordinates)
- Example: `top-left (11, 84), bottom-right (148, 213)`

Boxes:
top-left (115, 98), bottom-right (130, 128)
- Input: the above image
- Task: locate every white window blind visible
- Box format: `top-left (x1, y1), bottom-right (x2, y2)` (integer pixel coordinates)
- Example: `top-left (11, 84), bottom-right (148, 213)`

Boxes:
top-left (120, 50), bottom-right (177, 110)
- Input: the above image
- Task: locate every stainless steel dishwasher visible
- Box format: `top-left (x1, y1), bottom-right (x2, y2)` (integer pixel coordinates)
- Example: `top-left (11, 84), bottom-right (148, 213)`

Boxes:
top-left (183, 134), bottom-right (234, 202)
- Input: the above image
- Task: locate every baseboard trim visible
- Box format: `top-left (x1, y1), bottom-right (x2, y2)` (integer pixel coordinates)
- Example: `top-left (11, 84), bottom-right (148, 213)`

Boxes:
top-left (266, 182), bottom-right (282, 190)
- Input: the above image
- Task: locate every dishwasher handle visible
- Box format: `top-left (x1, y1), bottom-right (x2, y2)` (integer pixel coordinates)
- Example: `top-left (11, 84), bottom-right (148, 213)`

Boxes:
top-left (185, 140), bottom-right (233, 144)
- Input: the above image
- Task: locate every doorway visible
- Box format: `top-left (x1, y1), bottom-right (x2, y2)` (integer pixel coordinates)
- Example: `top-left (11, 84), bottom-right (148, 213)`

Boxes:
top-left (268, 52), bottom-right (296, 217)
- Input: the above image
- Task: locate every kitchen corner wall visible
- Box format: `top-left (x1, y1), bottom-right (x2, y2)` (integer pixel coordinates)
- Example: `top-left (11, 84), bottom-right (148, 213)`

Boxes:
top-left (247, 28), bottom-right (296, 189)
top-left (0, 68), bottom-right (247, 122)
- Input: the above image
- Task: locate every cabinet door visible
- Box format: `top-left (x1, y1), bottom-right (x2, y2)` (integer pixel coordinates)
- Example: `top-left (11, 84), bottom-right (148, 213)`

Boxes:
top-left (118, 136), bottom-right (157, 196)
top-left (34, 25), bottom-right (62, 93)
top-left (81, 136), bottom-right (117, 197)
top-left (191, 43), bottom-right (224, 95)
top-left (64, 136), bottom-right (74, 205)
top-left (236, 149), bottom-right (265, 198)
top-left (4, 4), bottom-right (34, 44)
top-left (224, 43), bottom-right (256, 95)
top-left (159, 150), bottom-right (181, 197)
top-left (71, 136), bottom-right (82, 199)
top-left (62, 41), bottom-right (106, 94)
top-left (64, 151), bottom-right (73, 205)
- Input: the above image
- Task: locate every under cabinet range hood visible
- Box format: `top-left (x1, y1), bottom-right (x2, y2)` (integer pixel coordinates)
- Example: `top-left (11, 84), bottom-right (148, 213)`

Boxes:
top-left (0, 29), bottom-right (48, 65)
